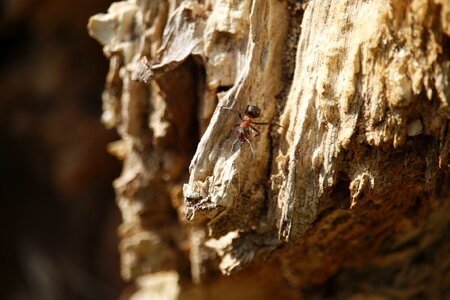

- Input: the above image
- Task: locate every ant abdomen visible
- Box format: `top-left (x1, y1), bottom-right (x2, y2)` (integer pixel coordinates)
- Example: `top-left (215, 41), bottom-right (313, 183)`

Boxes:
top-left (245, 105), bottom-right (261, 118)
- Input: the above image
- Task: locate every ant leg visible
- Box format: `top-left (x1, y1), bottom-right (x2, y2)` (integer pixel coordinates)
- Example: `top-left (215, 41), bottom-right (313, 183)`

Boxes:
top-left (244, 137), bottom-right (255, 155)
top-left (252, 121), bottom-right (283, 128)
top-left (250, 125), bottom-right (260, 140)
top-left (230, 139), bottom-right (240, 155)
top-left (230, 123), bottom-right (240, 136)
top-left (220, 106), bottom-right (244, 121)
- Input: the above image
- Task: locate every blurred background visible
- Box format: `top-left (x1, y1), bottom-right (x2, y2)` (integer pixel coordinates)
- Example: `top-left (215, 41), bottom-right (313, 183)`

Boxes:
top-left (0, 1), bottom-right (125, 299)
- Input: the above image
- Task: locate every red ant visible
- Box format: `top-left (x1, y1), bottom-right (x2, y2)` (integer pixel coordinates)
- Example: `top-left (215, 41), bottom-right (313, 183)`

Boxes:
top-left (220, 104), bottom-right (282, 155)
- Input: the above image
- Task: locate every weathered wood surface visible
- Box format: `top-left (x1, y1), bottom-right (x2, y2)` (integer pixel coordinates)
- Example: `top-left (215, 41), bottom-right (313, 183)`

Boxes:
top-left (89, 0), bottom-right (450, 298)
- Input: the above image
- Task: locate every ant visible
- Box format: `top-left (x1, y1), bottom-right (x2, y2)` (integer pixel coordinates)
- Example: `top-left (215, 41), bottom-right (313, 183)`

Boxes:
top-left (220, 104), bottom-right (282, 155)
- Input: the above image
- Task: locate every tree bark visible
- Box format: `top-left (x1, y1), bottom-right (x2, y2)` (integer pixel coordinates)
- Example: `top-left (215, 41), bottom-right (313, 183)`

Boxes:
top-left (88, 0), bottom-right (450, 299)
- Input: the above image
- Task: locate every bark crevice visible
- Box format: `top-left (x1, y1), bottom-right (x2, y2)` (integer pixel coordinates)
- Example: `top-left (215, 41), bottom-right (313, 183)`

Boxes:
top-left (88, 0), bottom-right (450, 298)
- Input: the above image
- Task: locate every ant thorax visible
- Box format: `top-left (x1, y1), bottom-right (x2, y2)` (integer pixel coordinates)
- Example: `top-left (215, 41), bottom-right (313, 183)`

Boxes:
top-left (237, 127), bottom-right (251, 142)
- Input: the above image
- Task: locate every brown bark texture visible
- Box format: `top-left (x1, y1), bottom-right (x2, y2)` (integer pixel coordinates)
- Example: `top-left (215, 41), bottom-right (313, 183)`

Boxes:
top-left (88, 0), bottom-right (450, 299)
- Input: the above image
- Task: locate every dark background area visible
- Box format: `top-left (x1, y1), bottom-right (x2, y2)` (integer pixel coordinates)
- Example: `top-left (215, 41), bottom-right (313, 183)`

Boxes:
top-left (0, 1), bottom-right (124, 299)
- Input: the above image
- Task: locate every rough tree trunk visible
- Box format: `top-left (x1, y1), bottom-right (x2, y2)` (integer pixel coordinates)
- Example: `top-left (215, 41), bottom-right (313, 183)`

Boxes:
top-left (88, 0), bottom-right (450, 299)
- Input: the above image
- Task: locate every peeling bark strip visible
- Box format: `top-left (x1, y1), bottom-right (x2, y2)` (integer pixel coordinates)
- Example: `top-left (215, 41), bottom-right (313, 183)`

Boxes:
top-left (89, 0), bottom-right (450, 299)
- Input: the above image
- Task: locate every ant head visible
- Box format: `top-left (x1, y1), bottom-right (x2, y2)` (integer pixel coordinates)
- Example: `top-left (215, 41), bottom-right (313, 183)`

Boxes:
top-left (245, 105), bottom-right (260, 118)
